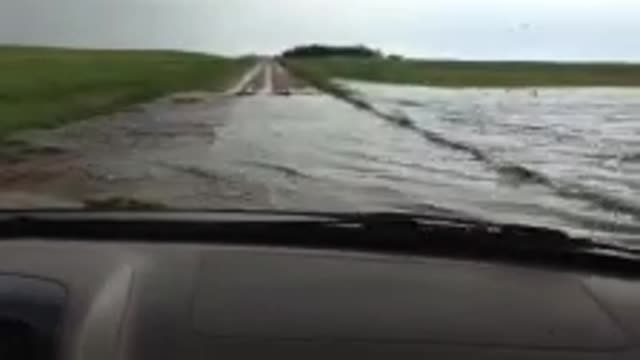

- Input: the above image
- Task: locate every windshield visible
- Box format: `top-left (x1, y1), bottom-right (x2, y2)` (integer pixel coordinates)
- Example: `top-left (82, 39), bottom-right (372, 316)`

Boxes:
top-left (0, 1), bottom-right (638, 246)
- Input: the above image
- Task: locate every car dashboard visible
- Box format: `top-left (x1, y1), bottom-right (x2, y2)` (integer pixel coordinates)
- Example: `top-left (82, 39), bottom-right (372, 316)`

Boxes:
top-left (0, 236), bottom-right (639, 360)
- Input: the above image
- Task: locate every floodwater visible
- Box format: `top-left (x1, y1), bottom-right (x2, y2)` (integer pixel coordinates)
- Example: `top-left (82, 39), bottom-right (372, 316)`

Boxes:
top-left (208, 80), bottom-right (640, 243)
top-left (1, 63), bottom-right (639, 244)
top-left (343, 82), bottom-right (640, 243)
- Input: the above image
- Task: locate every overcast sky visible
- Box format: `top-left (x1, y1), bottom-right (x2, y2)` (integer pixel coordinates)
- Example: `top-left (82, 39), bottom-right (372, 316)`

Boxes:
top-left (1, 0), bottom-right (639, 61)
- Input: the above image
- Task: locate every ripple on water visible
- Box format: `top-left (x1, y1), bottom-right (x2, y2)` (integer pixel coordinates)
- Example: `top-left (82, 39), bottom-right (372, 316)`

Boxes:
top-left (341, 81), bottom-right (640, 243)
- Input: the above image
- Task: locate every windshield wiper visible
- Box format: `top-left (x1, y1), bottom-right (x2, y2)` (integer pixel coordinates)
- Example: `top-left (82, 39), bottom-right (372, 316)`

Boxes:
top-left (329, 211), bottom-right (639, 255)
top-left (326, 212), bottom-right (627, 246)
top-left (0, 209), bottom-right (638, 276)
top-left (318, 212), bottom-right (640, 276)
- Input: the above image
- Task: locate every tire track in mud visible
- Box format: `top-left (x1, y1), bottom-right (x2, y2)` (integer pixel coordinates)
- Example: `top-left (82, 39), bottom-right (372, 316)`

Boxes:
top-left (234, 62), bottom-right (268, 95)
top-left (235, 61), bottom-right (313, 97)
top-left (226, 63), bottom-right (264, 95)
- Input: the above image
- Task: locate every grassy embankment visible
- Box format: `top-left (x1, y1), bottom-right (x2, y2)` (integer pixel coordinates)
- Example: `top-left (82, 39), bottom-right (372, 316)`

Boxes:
top-left (281, 58), bottom-right (371, 110)
top-left (283, 57), bottom-right (640, 102)
top-left (284, 57), bottom-right (640, 87)
top-left (0, 46), bottom-right (253, 138)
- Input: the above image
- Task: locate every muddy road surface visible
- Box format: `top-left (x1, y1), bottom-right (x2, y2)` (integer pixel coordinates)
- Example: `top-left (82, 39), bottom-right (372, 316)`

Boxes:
top-left (0, 61), bottom-right (322, 210)
top-left (1, 60), bottom-right (639, 244)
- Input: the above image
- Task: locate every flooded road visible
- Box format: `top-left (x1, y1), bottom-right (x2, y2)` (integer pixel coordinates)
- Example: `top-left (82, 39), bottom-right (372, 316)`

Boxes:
top-left (341, 82), bottom-right (640, 243)
top-left (1, 61), bottom-right (639, 244)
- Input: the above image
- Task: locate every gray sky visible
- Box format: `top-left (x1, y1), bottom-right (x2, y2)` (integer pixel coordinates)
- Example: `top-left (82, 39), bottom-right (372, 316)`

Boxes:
top-left (2, 0), bottom-right (639, 61)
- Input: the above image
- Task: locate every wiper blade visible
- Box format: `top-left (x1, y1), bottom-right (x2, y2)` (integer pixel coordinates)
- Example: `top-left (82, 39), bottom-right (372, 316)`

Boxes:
top-left (0, 208), bottom-right (628, 249)
top-left (330, 212), bottom-right (640, 256)
top-left (0, 209), bottom-right (638, 276)
top-left (321, 211), bottom-right (577, 245)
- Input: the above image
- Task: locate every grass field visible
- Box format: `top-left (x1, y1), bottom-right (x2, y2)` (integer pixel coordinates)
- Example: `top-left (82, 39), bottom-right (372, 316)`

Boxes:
top-left (0, 46), bottom-right (253, 138)
top-left (283, 57), bottom-right (640, 87)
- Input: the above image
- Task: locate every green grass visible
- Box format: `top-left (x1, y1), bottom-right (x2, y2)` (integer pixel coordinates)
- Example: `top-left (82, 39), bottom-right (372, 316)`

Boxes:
top-left (283, 57), bottom-right (640, 87)
top-left (281, 58), bottom-right (372, 110)
top-left (0, 46), bottom-right (253, 137)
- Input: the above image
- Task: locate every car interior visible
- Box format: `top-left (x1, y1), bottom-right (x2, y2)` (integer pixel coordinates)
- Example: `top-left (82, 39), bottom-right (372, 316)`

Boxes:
top-left (0, 211), bottom-right (639, 360)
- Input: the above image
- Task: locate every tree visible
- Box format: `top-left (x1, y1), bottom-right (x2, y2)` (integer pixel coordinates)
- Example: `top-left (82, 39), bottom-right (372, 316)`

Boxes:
top-left (282, 44), bottom-right (382, 58)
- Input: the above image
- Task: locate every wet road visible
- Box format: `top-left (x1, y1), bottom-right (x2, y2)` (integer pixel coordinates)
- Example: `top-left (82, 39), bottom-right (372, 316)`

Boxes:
top-left (0, 61), bottom-right (324, 209)
top-left (0, 61), bottom-right (639, 244)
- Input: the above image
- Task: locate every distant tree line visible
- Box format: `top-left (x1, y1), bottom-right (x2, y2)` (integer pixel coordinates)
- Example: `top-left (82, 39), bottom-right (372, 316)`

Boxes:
top-left (282, 44), bottom-right (382, 58)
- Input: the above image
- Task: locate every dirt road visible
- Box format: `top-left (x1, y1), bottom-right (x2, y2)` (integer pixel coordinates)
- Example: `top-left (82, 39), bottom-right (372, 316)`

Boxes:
top-left (0, 61), bottom-right (320, 209)
top-left (232, 61), bottom-right (313, 96)
top-left (2, 59), bottom-right (639, 243)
